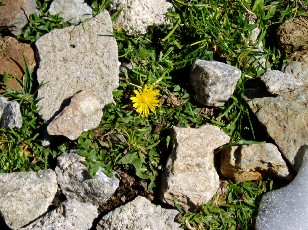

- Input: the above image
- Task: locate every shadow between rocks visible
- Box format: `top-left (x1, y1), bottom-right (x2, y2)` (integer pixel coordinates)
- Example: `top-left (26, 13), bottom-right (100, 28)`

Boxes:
top-left (0, 216), bottom-right (10, 230)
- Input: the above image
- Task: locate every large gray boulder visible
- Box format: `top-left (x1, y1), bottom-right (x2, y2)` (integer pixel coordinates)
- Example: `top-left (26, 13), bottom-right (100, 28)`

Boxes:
top-left (255, 145), bottom-right (308, 230)
top-left (160, 125), bottom-right (230, 210)
top-left (47, 88), bottom-right (104, 140)
top-left (97, 196), bottom-right (181, 230)
top-left (0, 96), bottom-right (22, 129)
top-left (55, 151), bottom-right (119, 206)
top-left (248, 87), bottom-right (308, 171)
top-left (111, 0), bottom-right (173, 35)
top-left (21, 199), bottom-right (98, 230)
top-left (48, 0), bottom-right (92, 24)
top-left (0, 170), bottom-right (57, 229)
top-left (35, 10), bottom-right (119, 121)
top-left (220, 143), bottom-right (292, 182)
top-left (190, 60), bottom-right (241, 107)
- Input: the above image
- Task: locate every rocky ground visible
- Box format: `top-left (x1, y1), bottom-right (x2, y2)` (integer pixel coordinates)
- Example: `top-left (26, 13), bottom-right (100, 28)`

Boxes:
top-left (0, 0), bottom-right (307, 229)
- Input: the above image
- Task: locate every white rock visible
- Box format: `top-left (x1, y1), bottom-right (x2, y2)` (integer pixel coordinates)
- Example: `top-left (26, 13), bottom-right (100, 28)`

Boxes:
top-left (160, 125), bottom-right (230, 210)
top-left (0, 170), bottom-right (57, 229)
top-left (48, 0), bottom-right (92, 24)
top-left (190, 60), bottom-right (241, 107)
top-left (21, 199), bottom-right (98, 230)
top-left (261, 70), bottom-right (303, 95)
top-left (256, 145), bottom-right (308, 230)
top-left (47, 88), bottom-right (104, 140)
top-left (111, 0), bottom-right (173, 35)
top-left (55, 151), bottom-right (119, 206)
top-left (35, 10), bottom-right (119, 121)
top-left (0, 96), bottom-right (22, 129)
top-left (97, 196), bottom-right (181, 230)
top-left (282, 61), bottom-right (308, 86)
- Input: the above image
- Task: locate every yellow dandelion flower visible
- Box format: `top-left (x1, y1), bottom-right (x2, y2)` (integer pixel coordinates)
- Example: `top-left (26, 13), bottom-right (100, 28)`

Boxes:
top-left (130, 85), bottom-right (160, 117)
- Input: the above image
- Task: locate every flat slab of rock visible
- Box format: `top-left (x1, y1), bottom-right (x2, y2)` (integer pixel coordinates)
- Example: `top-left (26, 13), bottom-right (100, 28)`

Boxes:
top-left (0, 0), bottom-right (37, 35)
top-left (255, 145), bottom-right (308, 230)
top-left (55, 151), bottom-right (119, 206)
top-left (248, 87), bottom-right (308, 171)
top-left (48, 0), bottom-right (92, 24)
top-left (111, 0), bottom-right (173, 35)
top-left (220, 143), bottom-right (292, 182)
top-left (160, 125), bottom-right (230, 210)
top-left (261, 70), bottom-right (303, 95)
top-left (35, 10), bottom-right (119, 121)
top-left (47, 88), bottom-right (103, 140)
top-left (190, 60), bottom-right (241, 107)
top-left (0, 36), bottom-right (36, 91)
top-left (97, 196), bottom-right (181, 230)
top-left (0, 96), bottom-right (22, 129)
top-left (0, 170), bottom-right (57, 229)
top-left (21, 199), bottom-right (98, 230)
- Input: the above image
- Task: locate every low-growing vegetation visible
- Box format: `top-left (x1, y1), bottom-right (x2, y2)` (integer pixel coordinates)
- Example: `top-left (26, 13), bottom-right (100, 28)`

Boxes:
top-left (0, 0), bottom-right (306, 229)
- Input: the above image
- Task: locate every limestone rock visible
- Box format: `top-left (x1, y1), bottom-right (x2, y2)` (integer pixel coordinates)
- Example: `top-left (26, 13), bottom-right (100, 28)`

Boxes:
top-left (190, 60), bottom-right (241, 107)
top-left (0, 36), bottom-right (36, 92)
top-left (97, 196), bottom-right (181, 230)
top-left (21, 199), bottom-right (98, 230)
top-left (35, 10), bottom-right (119, 121)
top-left (0, 170), bottom-right (57, 229)
top-left (282, 61), bottom-right (308, 86)
top-left (0, 0), bottom-right (38, 35)
top-left (220, 143), bottom-right (292, 182)
top-left (160, 125), bottom-right (230, 210)
top-left (55, 151), bottom-right (119, 206)
top-left (248, 87), bottom-right (308, 171)
top-left (111, 0), bottom-right (173, 35)
top-left (255, 145), bottom-right (308, 230)
top-left (47, 88), bottom-right (103, 140)
top-left (0, 96), bottom-right (22, 129)
top-left (276, 17), bottom-right (308, 53)
top-left (261, 70), bottom-right (303, 95)
top-left (48, 0), bottom-right (92, 24)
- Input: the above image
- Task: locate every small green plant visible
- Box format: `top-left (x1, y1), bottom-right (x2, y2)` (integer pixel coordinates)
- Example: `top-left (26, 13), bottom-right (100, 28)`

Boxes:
top-left (85, 0), bottom-right (112, 16)
top-left (17, 12), bottom-right (69, 43)
top-left (179, 180), bottom-right (272, 230)
top-left (0, 58), bottom-right (58, 172)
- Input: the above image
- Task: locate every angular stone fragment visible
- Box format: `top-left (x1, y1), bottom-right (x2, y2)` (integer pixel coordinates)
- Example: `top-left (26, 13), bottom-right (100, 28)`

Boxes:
top-left (160, 125), bottom-right (230, 210)
top-left (0, 96), bottom-right (22, 129)
top-left (111, 0), bottom-right (173, 35)
top-left (0, 170), bottom-right (57, 229)
top-left (276, 17), bottom-right (308, 53)
top-left (261, 70), bottom-right (303, 95)
top-left (248, 87), bottom-right (308, 171)
top-left (0, 36), bottom-right (36, 91)
top-left (35, 10), bottom-right (119, 121)
top-left (220, 143), bottom-right (292, 182)
top-left (47, 88), bottom-right (103, 140)
top-left (255, 145), bottom-right (308, 230)
top-left (190, 60), bottom-right (241, 107)
top-left (0, 0), bottom-right (38, 35)
top-left (55, 151), bottom-right (119, 206)
top-left (282, 61), bottom-right (308, 86)
top-left (48, 0), bottom-right (92, 24)
top-left (21, 199), bottom-right (98, 230)
top-left (97, 196), bottom-right (181, 230)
